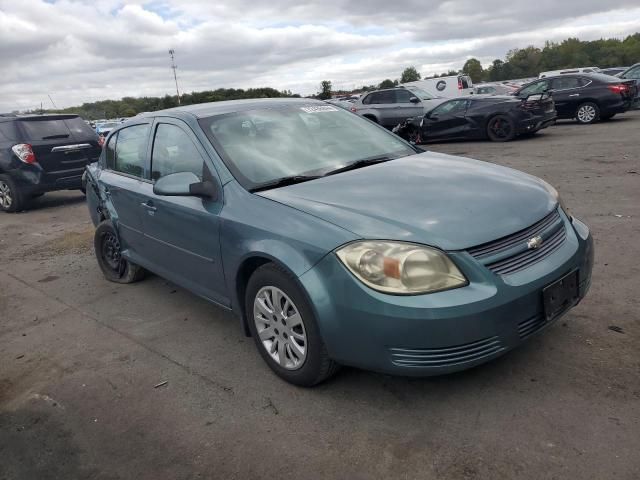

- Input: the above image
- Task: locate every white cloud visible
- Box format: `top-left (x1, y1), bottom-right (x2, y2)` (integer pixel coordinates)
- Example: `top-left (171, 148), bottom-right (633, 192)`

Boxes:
top-left (0, 0), bottom-right (639, 111)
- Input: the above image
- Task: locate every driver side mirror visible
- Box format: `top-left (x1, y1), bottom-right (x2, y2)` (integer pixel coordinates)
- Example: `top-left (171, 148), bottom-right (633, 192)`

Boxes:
top-left (409, 96), bottom-right (420, 104)
top-left (153, 171), bottom-right (218, 200)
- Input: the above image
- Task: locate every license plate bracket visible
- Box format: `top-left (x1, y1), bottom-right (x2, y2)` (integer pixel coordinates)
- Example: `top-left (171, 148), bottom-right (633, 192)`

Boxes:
top-left (543, 270), bottom-right (579, 321)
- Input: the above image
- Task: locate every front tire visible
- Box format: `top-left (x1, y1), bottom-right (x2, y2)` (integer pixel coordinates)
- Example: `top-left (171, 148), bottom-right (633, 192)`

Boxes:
top-left (486, 115), bottom-right (516, 142)
top-left (576, 102), bottom-right (599, 124)
top-left (94, 220), bottom-right (146, 283)
top-left (246, 263), bottom-right (339, 386)
top-left (0, 175), bottom-right (29, 213)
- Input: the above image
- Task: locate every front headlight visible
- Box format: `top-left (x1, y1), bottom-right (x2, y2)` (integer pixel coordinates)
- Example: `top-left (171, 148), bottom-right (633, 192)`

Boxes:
top-left (336, 241), bottom-right (467, 294)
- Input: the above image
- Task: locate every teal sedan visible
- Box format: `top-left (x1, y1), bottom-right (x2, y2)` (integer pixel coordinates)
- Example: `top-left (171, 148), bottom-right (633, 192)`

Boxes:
top-left (85, 98), bottom-right (593, 386)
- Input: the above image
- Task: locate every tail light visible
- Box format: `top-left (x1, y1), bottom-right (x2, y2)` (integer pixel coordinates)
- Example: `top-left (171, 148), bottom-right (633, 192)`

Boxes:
top-left (11, 144), bottom-right (36, 164)
top-left (350, 106), bottom-right (357, 113)
top-left (458, 78), bottom-right (463, 90)
top-left (608, 84), bottom-right (629, 94)
top-left (98, 134), bottom-right (106, 147)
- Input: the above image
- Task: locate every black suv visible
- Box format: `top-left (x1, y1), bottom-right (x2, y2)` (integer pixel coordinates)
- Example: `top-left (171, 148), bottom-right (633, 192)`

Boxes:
top-left (0, 114), bottom-right (100, 212)
top-left (514, 73), bottom-right (637, 124)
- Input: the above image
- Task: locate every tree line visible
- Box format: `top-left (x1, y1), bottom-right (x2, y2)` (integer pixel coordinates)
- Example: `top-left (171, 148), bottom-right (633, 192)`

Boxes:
top-left (45, 87), bottom-right (299, 120)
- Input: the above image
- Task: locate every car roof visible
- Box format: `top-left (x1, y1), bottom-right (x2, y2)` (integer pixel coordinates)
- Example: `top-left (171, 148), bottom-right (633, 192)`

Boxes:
top-left (138, 98), bottom-right (328, 119)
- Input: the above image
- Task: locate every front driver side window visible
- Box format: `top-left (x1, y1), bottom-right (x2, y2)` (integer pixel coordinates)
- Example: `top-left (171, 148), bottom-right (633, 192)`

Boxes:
top-left (431, 99), bottom-right (467, 116)
top-left (623, 65), bottom-right (640, 79)
top-left (151, 123), bottom-right (205, 181)
top-left (519, 81), bottom-right (548, 97)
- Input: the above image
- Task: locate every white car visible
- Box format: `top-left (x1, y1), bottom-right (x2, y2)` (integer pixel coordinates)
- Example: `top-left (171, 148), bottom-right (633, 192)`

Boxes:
top-left (404, 75), bottom-right (474, 98)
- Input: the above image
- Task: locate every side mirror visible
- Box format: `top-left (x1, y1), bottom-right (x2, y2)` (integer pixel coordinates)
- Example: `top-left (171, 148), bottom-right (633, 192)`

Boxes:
top-left (153, 171), bottom-right (218, 200)
top-left (409, 96), bottom-right (420, 104)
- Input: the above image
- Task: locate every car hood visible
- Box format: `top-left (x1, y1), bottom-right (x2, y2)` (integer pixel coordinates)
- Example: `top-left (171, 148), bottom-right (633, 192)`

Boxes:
top-left (258, 152), bottom-right (557, 250)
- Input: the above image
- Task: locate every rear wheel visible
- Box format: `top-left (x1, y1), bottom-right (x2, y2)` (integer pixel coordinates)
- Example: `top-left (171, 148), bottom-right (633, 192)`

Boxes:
top-left (486, 115), bottom-right (516, 142)
top-left (246, 263), bottom-right (339, 386)
top-left (576, 102), bottom-right (599, 124)
top-left (94, 220), bottom-right (146, 283)
top-left (0, 174), bottom-right (28, 213)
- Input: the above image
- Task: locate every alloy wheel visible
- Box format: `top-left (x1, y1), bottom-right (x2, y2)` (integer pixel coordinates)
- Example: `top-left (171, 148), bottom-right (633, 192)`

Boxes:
top-left (253, 286), bottom-right (307, 370)
top-left (577, 105), bottom-right (597, 123)
top-left (489, 117), bottom-right (513, 139)
top-left (0, 180), bottom-right (12, 209)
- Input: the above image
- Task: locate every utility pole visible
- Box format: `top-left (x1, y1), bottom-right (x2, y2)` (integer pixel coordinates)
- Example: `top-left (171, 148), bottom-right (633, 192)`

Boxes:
top-left (169, 49), bottom-right (181, 105)
top-left (48, 94), bottom-right (58, 110)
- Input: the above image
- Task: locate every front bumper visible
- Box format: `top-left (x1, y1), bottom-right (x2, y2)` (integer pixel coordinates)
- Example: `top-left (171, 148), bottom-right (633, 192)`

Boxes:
top-left (299, 213), bottom-right (593, 376)
top-left (516, 111), bottom-right (556, 134)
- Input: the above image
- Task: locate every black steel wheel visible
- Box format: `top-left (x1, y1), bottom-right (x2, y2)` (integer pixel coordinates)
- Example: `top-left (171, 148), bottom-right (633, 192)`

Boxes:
top-left (94, 220), bottom-right (146, 283)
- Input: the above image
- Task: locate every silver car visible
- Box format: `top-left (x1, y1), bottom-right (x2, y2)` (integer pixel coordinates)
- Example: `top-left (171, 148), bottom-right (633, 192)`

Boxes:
top-left (352, 87), bottom-right (447, 128)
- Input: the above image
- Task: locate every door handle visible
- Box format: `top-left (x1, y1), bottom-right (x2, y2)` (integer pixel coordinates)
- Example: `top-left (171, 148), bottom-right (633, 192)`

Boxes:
top-left (569, 94), bottom-right (580, 97)
top-left (140, 201), bottom-right (157, 212)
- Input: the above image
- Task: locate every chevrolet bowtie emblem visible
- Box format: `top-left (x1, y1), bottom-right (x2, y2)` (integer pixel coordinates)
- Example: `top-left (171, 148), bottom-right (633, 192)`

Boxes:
top-left (527, 235), bottom-right (543, 250)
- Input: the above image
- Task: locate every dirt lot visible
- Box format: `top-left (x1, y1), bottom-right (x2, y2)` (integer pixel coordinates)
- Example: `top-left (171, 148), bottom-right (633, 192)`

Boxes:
top-left (1, 113), bottom-right (639, 480)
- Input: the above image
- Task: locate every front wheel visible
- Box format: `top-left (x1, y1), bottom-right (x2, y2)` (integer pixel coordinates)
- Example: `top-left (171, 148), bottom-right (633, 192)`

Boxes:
top-left (246, 263), bottom-right (339, 386)
top-left (486, 115), bottom-right (516, 142)
top-left (94, 220), bottom-right (146, 283)
top-left (576, 102), bottom-right (600, 124)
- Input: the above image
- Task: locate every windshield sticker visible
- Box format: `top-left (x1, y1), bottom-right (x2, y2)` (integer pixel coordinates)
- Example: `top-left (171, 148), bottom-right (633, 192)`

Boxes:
top-left (300, 105), bottom-right (339, 113)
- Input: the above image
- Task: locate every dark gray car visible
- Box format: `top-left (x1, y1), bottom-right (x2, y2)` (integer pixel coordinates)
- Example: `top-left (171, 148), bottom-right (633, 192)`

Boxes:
top-left (352, 87), bottom-right (446, 128)
top-left (617, 63), bottom-right (640, 108)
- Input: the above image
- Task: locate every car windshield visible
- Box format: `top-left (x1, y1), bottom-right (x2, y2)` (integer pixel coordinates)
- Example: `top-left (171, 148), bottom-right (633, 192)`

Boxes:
top-left (403, 86), bottom-right (433, 100)
top-left (98, 122), bottom-right (119, 129)
top-left (199, 104), bottom-right (416, 190)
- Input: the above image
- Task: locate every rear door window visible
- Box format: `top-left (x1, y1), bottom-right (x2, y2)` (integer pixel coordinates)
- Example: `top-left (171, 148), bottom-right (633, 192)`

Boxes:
top-left (113, 124), bottom-right (150, 178)
top-left (368, 91), bottom-right (395, 104)
top-left (550, 77), bottom-right (582, 90)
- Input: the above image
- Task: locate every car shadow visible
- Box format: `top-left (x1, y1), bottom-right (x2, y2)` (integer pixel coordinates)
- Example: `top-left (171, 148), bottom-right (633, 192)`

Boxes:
top-left (27, 191), bottom-right (86, 211)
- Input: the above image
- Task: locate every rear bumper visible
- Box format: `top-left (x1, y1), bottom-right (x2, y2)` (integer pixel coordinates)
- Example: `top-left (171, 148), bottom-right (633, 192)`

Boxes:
top-left (5, 163), bottom-right (85, 194)
top-left (299, 213), bottom-right (593, 376)
top-left (516, 111), bottom-right (556, 134)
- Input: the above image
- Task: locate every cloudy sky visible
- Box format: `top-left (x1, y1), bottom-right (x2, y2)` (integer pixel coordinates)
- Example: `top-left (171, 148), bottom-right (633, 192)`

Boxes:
top-left (1, 0), bottom-right (640, 111)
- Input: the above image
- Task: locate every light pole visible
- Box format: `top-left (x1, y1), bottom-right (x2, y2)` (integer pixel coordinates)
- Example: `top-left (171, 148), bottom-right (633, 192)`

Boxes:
top-left (169, 49), bottom-right (181, 105)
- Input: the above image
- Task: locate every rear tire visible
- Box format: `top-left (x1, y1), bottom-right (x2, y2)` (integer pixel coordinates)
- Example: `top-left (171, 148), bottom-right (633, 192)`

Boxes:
top-left (246, 263), bottom-right (339, 386)
top-left (486, 115), bottom-right (516, 142)
top-left (94, 220), bottom-right (146, 283)
top-left (0, 174), bottom-right (29, 213)
top-left (575, 102), bottom-right (600, 124)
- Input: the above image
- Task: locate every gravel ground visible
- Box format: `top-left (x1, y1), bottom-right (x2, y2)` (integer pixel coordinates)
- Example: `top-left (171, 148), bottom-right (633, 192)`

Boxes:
top-left (1, 113), bottom-right (639, 480)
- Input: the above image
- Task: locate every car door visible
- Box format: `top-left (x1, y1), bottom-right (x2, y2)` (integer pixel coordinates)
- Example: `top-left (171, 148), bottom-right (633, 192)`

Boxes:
top-left (137, 118), bottom-right (229, 306)
top-left (393, 89), bottom-right (423, 124)
top-left (367, 90), bottom-right (397, 128)
top-left (422, 99), bottom-right (470, 139)
top-left (99, 123), bottom-right (152, 259)
top-left (549, 76), bottom-right (585, 117)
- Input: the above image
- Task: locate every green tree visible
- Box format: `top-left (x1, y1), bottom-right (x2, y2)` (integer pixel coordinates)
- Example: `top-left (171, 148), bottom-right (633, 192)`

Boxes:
top-left (400, 66), bottom-right (421, 83)
top-left (462, 58), bottom-right (484, 83)
top-left (379, 79), bottom-right (396, 89)
top-left (318, 80), bottom-right (332, 100)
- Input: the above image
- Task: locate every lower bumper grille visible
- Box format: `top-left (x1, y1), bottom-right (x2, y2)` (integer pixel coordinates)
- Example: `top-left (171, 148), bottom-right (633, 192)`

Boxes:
top-left (390, 336), bottom-right (504, 368)
top-left (517, 314), bottom-right (546, 339)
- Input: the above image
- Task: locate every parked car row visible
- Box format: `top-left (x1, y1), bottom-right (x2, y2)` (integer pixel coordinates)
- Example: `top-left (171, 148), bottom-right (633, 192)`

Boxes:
top-left (355, 72), bottom-right (638, 144)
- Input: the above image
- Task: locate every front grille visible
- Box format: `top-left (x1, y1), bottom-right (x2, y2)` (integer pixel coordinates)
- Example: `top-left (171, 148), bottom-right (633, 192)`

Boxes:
top-left (467, 209), bottom-right (567, 275)
top-left (518, 314), bottom-right (546, 339)
top-left (389, 336), bottom-right (504, 368)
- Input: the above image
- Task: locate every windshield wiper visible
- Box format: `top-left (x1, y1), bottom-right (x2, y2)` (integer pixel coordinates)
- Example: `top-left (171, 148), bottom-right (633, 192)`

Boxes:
top-left (323, 156), bottom-right (394, 177)
top-left (250, 175), bottom-right (322, 193)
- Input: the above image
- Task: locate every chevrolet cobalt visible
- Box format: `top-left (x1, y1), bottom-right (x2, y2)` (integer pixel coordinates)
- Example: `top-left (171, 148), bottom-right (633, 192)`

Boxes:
top-left (85, 99), bottom-right (593, 386)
